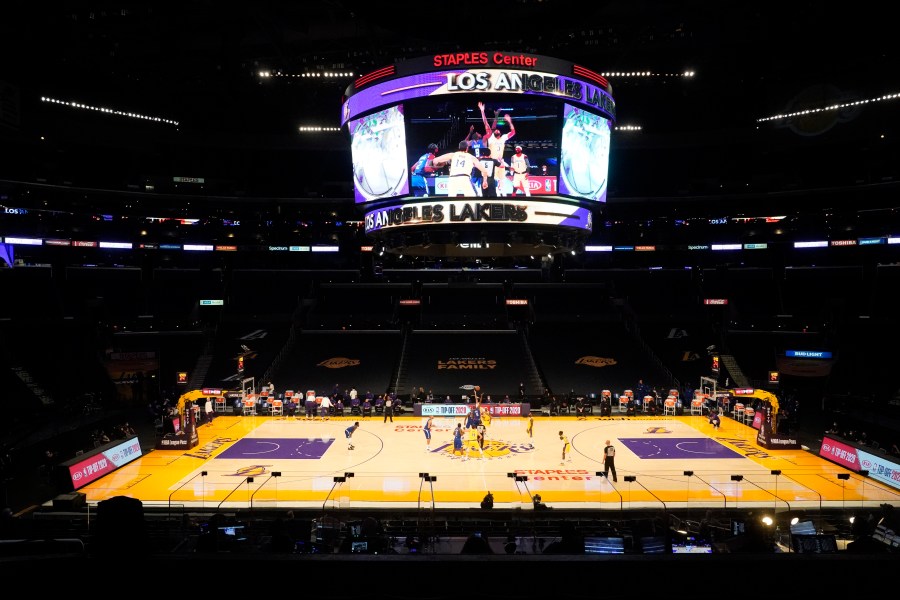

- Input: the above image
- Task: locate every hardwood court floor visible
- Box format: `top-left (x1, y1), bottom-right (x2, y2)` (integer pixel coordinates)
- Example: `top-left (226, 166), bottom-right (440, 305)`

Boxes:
top-left (72, 412), bottom-right (899, 512)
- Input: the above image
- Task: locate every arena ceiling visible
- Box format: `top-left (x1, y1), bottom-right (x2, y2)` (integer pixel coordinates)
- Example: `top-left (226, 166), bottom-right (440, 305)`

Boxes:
top-left (3, 2), bottom-right (891, 134)
top-left (1, 1), bottom-right (896, 201)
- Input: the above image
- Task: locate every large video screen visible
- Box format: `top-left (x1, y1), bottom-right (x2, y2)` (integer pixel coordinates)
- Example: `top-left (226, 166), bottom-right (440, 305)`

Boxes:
top-left (405, 95), bottom-right (562, 200)
top-left (559, 103), bottom-right (611, 202)
top-left (343, 53), bottom-right (615, 206)
top-left (349, 105), bottom-right (409, 203)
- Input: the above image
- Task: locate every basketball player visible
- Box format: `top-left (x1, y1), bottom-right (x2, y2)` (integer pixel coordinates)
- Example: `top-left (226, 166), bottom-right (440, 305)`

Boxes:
top-left (345, 422), bottom-right (359, 450)
top-left (410, 143), bottom-right (439, 197)
top-left (463, 124), bottom-right (487, 188)
top-left (495, 160), bottom-right (513, 197)
top-left (463, 124), bottom-right (486, 153)
top-left (481, 405), bottom-right (492, 427)
top-left (453, 423), bottom-right (464, 457)
top-left (510, 145), bottom-right (531, 197)
top-left (431, 141), bottom-right (489, 197)
top-left (464, 405), bottom-right (478, 430)
top-left (559, 431), bottom-right (572, 465)
top-left (423, 415), bottom-right (434, 449)
top-left (466, 425), bottom-right (483, 460)
top-left (481, 104), bottom-right (516, 196)
top-left (480, 102), bottom-right (516, 162)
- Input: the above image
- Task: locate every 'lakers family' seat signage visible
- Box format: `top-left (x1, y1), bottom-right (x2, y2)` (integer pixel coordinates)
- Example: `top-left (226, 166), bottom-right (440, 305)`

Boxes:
top-left (438, 358), bottom-right (497, 370)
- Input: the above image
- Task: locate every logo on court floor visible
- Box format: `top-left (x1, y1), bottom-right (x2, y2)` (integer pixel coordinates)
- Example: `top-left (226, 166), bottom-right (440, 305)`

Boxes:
top-left (574, 356), bottom-right (616, 367)
top-left (644, 426), bottom-right (673, 434)
top-left (317, 357), bottom-right (360, 368)
top-left (432, 438), bottom-right (534, 461)
top-left (229, 465), bottom-right (274, 478)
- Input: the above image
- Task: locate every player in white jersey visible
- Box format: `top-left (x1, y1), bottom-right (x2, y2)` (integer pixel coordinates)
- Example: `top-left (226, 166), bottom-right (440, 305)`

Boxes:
top-left (494, 159), bottom-right (513, 197)
top-left (432, 141), bottom-right (490, 197)
top-left (510, 145), bottom-right (531, 196)
top-left (479, 102), bottom-right (515, 162)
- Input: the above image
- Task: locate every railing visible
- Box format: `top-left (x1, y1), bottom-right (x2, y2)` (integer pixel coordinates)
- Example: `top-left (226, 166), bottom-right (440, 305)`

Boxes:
top-left (518, 323), bottom-right (546, 397)
top-left (390, 323), bottom-right (411, 396)
top-left (261, 318), bottom-right (301, 386)
top-left (618, 300), bottom-right (679, 391)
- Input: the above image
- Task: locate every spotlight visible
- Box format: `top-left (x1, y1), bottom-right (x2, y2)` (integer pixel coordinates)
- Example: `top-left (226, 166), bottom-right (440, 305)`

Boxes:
top-left (201, 471), bottom-right (208, 476)
top-left (624, 476), bottom-right (637, 482)
top-left (790, 517), bottom-right (799, 526)
top-left (246, 476), bottom-right (254, 483)
top-left (761, 515), bottom-right (774, 526)
top-left (837, 473), bottom-right (850, 480)
top-left (771, 470), bottom-right (782, 476)
top-left (272, 471), bottom-right (282, 477)
top-left (683, 471), bottom-right (694, 477)
top-left (731, 475), bottom-right (744, 482)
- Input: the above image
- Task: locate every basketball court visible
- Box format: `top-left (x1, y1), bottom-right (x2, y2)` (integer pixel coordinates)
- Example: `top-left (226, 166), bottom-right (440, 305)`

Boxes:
top-left (68, 410), bottom-right (899, 514)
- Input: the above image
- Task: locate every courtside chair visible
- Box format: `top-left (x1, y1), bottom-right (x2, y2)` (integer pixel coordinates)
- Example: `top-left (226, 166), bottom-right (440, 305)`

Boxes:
top-left (743, 406), bottom-right (755, 426)
top-left (690, 395), bottom-right (705, 416)
top-left (663, 395), bottom-right (677, 416)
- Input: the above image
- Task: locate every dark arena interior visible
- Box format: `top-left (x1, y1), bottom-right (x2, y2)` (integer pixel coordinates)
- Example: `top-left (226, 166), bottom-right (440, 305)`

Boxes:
top-left (1, 1), bottom-right (899, 595)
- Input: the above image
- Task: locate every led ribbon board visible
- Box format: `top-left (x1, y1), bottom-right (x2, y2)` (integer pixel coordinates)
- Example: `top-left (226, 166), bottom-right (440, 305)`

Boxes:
top-left (364, 199), bottom-right (593, 234)
top-left (342, 52), bottom-right (615, 126)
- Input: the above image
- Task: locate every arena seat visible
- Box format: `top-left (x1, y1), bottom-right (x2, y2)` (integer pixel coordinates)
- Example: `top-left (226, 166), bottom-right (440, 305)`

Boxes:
top-left (690, 396), bottom-right (705, 416)
top-left (663, 396), bottom-right (677, 416)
